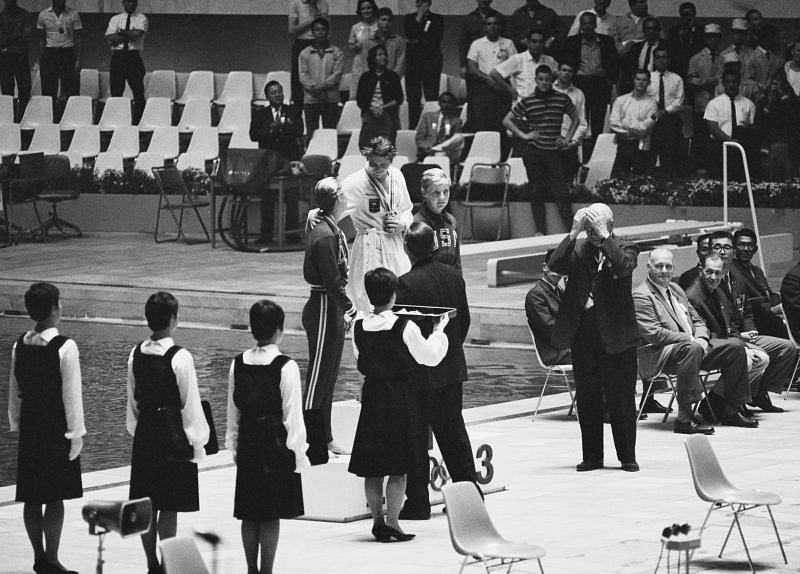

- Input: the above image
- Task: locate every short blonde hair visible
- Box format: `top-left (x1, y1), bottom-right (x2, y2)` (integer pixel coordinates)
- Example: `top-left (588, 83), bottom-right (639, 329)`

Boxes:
top-left (313, 177), bottom-right (342, 214)
top-left (420, 167), bottom-right (451, 194)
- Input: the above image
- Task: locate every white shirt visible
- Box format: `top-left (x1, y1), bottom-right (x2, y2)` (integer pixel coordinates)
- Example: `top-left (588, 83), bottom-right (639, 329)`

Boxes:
top-left (225, 344), bottom-right (310, 472)
top-left (637, 41), bottom-right (660, 72)
top-left (567, 8), bottom-right (619, 40)
top-left (494, 51), bottom-right (559, 102)
top-left (105, 10), bottom-right (148, 51)
top-left (704, 93), bottom-right (756, 138)
top-left (353, 310), bottom-right (448, 367)
top-left (554, 82), bottom-right (588, 141)
top-left (609, 91), bottom-right (658, 148)
top-left (37, 7), bottom-right (82, 49)
top-left (9, 327), bottom-right (86, 439)
top-left (646, 70), bottom-right (684, 114)
top-left (126, 337), bottom-right (210, 459)
top-left (467, 35), bottom-right (517, 75)
top-left (652, 281), bottom-right (694, 335)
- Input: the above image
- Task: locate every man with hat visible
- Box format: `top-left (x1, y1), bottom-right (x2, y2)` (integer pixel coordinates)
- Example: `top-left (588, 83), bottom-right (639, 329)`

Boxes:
top-left (721, 18), bottom-right (753, 70)
top-left (686, 23), bottom-right (722, 173)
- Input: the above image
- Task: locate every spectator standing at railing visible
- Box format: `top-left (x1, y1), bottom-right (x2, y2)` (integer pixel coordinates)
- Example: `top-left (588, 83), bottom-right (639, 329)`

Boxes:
top-left (105, 0), bottom-right (147, 123)
top-left (459, 0), bottom-right (505, 81)
top-left (609, 68), bottom-right (657, 177)
top-left (0, 0), bottom-right (33, 115)
top-left (686, 23), bottom-right (722, 173)
top-left (288, 0), bottom-right (328, 106)
top-left (646, 47), bottom-right (685, 177)
top-left (37, 0), bottom-right (82, 109)
top-left (403, 0), bottom-right (444, 130)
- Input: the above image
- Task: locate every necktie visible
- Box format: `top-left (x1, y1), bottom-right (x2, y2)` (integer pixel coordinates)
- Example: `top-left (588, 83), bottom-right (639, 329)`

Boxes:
top-left (123, 13), bottom-right (131, 50)
top-left (658, 73), bottom-right (665, 110)
top-left (730, 96), bottom-right (737, 131)
top-left (721, 275), bottom-right (732, 299)
top-left (666, 289), bottom-right (689, 333)
top-left (274, 107), bottom-right (281, 124)
top-left (643, 44), bottom-right (652, 69)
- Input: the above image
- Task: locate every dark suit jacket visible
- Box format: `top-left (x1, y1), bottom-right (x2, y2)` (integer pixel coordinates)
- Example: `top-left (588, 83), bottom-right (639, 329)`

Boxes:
top-left (677, 265), bottom-right (700, 290)
top-left (560, 33), bottom-right (620, 84)
top-left (249, 103), bottom-right (303, 161)
top-left (525, 279), bottom-right (571, 366)
top-left (685, 274), bottom-right (755, 338)
top-left (548, 234), bottom-right (640, 354)
top-left (780, 261), bottom-right (800, 343)
top-left (731, 259), bottom-right (786, 336)
top-left (396, 257), bottom-right (470, 388)
top-left (620, 39), bottom-right (667, 93)
top-left (633, 278), bottom-right (708, 378)
top-left (356, 69), bottom-right (404, 119)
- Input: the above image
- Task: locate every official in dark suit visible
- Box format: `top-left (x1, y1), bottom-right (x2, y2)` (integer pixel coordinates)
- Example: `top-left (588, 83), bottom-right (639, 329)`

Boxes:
top-left (396, 221), bottom-right (475, 519)
top-left (549, 203), bottom-right (640, 472)
top-left (781, 260), bottom-right (800, 344)
top-left (731, 228), bottom-right (789, 338)
top-left (634, 248), bottom-right (750, 433)
top-left (677, 233), bottom-right (711, 290)
top-left (620, 17), bottom-right (667, 94)
top-left (560, 12), bottom-right (620, 157)
top-left (525, 251), bottom-right (570, 366)
top-left (249, 80), bottom-right (304, 244)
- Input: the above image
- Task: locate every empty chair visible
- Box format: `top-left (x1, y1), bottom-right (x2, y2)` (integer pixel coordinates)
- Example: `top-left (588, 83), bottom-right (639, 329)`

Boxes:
top-left (343, 129), bottom-right (361, 156)
top-left (466, 131), bottom-right (501, 164)
top-left (60, 124), bottom-right (100, 167)
top-left (152, 166), bottom-right (212, 244)
top-left (457, 155), bottom-right (492, 186)
top-left (264, 70), bottom-right (291, 104)
top-left (160, 537), bottom-right (210, 574)
top-left (684, 435), bottom-right (787, 573)
top-left (336, 100), bottom-right (361, 135)
top-left (106, 125), bottom-right (140, 159)
top-left (20, 96), bottom-right (53, 130)
top-left (176, 152), bottom-right (206, 171)
top-left (228, 129), bottom-right (257, 149)
top-left (441, 482), bottom-right (546, 574)
top-left (147, 126), bottom-right (180, 161)
top-left (145, 69), bottom-right (177, 100)
top-left (134, 151), bottom-right (164, 174)
top-left (0, 123), bottom-right (21, 158)
top-left (185, 126), bottom-right (219, 161)
top-left (137, 97), bottom-right (172, 132)
top-left (0, 94), bottom-right (14, 123)
top-left (31, 155), bottom-right (81, 239)
top-left (98, 97), bottom-right (132, 131)
top-left (94, 151), bottom-right (124, 176)
top-left (335, 155), bottom-right (365, 179)
top-left (215, 71), bottom-right (253, 106)
top-left (422, 154), bottom-right (450, 176)
top-left (18, 124), bottom-right (61, 157)
top-left (217, 99), bottom-right (251, 134)
top-left (177, 99), bottom-right (212, 133)
top-left (392, 155), bottom-right (409, 169)
top-left (176, 70), bottom-right (215, 105)
top-left (79, 68), bottom-right (100, 101)
top-left (584, 133), bottom-right (617, 189)
top-left (462, 161), bottom-right (510, 241)
top-left (252, 72), bottom-right (268, 102)
top-left (528, 327), bottom-right (575, 422)
top-left (394, 130), bottom-right (417, 162)
top-left (304, 128), bottom-right (337, 159)
top-left (59, 96), bottom-right (94, 130)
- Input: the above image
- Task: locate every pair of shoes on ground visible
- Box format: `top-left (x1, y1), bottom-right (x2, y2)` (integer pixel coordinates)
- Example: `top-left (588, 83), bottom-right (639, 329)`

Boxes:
top-left (749, 392), bottom-right (784, 413)
top-left (640, 398), bottom-right (673, 414)
top-left (720, 410), bottom-right (759, 428)
top-left (674, 418), bottom-right (715, 435)
top-left (371, 523), bottom-right (415, 542)
top-left (575, 460), bottom-right (639, 472)
top-left (33, 562), bottom-right (77, 574)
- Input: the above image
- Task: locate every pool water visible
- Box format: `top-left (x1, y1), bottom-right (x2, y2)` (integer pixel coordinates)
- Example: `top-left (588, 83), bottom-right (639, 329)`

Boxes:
top-left (0, 316), bottom-right (552, 487)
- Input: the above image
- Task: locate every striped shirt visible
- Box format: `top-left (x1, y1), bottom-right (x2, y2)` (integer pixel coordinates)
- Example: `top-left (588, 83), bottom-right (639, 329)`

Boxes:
top-left (511, 89), bottom-right (575, 150)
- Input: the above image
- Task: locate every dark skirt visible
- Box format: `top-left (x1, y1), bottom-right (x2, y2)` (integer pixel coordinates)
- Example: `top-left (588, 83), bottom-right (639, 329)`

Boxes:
top-left (348, 375), bottom-right (419, 478)
top-left (233, 466), bottom-right (304, 521)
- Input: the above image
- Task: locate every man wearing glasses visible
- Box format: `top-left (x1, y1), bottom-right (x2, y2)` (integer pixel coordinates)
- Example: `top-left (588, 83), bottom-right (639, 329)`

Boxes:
top-left (687, 230), bottom-right (796, 414)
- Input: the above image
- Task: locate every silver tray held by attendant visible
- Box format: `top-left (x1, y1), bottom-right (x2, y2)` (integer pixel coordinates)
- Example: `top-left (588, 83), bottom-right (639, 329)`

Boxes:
top-left (391, 305), bottom-right (457, 322)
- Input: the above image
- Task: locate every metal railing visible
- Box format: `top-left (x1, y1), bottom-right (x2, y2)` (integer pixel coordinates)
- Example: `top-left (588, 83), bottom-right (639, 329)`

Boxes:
top-left (722, 141), bottom-right (765, 271)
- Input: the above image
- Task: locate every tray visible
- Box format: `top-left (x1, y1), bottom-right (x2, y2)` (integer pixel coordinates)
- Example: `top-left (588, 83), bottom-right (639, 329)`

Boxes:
top-left (391, 304), bottom-right (457, 322)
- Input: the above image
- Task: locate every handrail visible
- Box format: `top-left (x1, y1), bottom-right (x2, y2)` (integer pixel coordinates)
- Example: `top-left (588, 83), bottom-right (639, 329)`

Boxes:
top-left (722, 141), bottom-right (765, 271)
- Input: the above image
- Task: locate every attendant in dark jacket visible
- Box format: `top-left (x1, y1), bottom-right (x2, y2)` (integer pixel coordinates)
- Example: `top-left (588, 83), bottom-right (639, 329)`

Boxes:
top-left (525, 250), bottom-right (570, 366)
top-left (403, 0), bottom-right (444, 129)
top-left (302, 178), bottom-right (357, 456)
top-left (620, 17), bottom-right (667, 94)
top-left (549, 203), bottom-right (640, 472)
top-left (396, 222), bottom-right (474, 520)
top-left (249, 80), bottom-right (304, 244)
top-left (357, 44), bottom-right (403, 147)
top-left (413, 168), bottom-right (460, 271)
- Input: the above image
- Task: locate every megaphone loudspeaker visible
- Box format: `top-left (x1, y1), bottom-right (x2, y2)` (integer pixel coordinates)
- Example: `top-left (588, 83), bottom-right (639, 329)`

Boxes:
top-left (82, 498), bottom-right (153, 537)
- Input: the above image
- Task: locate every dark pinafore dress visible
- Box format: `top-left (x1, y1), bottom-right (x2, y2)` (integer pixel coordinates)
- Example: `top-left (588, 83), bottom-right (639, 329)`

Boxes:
top-left (348, 317), bottom-right (420, 478)
top-left (14, 334), bottom-right (83, 503)
top-left (232, 354), bottom-right (304, 521)
top-left (129, 344), bottom-right (199, 512)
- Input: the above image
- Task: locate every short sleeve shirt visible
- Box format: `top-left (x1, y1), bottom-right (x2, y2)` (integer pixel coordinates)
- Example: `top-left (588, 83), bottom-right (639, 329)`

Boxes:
top-left (511, 90), bottom-right (575, 150)
top-left (37, 7), bottom-right (82, 48)
top-left (495, 51), bottom-right (559, 101)
top-left (105, 11), bottom-right (148, 51)
top-left (466, 36), bottom-right (517, 75)
top-left (703, 93), bottom-right (756, 138)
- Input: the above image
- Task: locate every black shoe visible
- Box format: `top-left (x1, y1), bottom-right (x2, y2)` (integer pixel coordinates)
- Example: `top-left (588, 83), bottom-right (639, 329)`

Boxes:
top-left (398, 507), bottom-right (430, 520)
top-left (641, 398), bottom-right (672, 414)
top-left (721, 411), bottom-right (759, 428)
top-left (576, 459), bottom-right (603, 472)
top-left (42, 563), bottom-right (78, 574)
top-left (674, 419), bottom-right (715, 435)
top-left (621, 460), bottom-right (640, 472)
top-left (383, 525), bottom-right (415, 541)
top-left (751, 393), bottom-right (784, 413)
top-left (371, 523), bottom-right (391, 542)
top-left (739, 403), bottom-right (755, 417)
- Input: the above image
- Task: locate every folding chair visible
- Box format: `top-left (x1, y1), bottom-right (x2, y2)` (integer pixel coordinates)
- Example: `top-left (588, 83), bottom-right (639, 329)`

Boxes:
top-left (637, 369), bottom-right (719, 424)
top-left (441, 482), bottom-right (545, 574)
top-left (98, 96), bottom-right (132, 131)
top-left (217, 99), bottom-right (251, 134)
top-left (138, 97), bottom-right (172, 132)
top-left (31, 155), bottom-right (81, 239)
top-left (20, 96), bottom-right (53, 130)
top-left (215, 71), bottom-right (253, 106)
top-left (462, 162), bottom-right (510, 241)
top-left (145, 69), bottom-right (177, 100)
top-left (528, 327), bottom-right (575, 422)
top-left (160, 537), bottom-right (210, 574)
top-left (152, 166), bottom-right (212, 244)
top-left (684, 435), bottom-right (786, 573)
top-left (60, 124), bottom-right (100, 167)
top-left (176, 70), bottom-right (215, 105)
top-left (465, 131), bottom-right (501, 164)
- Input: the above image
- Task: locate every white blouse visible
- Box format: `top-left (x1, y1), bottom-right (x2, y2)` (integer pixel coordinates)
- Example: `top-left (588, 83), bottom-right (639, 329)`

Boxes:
top-left (353, 310), bottom-right (449, 366)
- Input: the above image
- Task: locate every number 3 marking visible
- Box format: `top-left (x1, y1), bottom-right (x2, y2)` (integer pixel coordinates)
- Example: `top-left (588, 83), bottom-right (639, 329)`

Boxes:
top-left (475, 444), bottom-right (494, 485)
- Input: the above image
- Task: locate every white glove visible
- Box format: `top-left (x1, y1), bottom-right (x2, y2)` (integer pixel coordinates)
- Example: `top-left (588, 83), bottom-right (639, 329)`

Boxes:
top-left (68, 436), bottom-right (83, 461)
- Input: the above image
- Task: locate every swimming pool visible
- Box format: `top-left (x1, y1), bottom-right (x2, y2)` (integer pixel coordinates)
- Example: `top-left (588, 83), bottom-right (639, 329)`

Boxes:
top-left (1, 316), bottom-right (551, 487)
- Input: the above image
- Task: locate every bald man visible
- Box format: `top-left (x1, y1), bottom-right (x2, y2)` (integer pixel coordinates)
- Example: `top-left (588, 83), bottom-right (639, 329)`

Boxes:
top-left (549, 204), bottom-right (640, 471)
top-left (633, 248), bottom-right (751, 434)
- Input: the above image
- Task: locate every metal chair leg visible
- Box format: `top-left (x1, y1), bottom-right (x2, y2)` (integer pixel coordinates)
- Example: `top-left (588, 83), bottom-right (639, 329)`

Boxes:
top-left (532, 370), bottom-right (551, 422)
top-left (767, 506), bottom-right (788, 564)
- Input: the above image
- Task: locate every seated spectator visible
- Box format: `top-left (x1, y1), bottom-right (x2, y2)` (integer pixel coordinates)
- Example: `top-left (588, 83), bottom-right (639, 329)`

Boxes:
top-left (525, 250), bottom-right (570, 366)
top-left (299, 17), bottom-right (344, 137)
top-left (703, 69), bottom-right (758, 180)
top-left (567, 0), bottom-right (622, 50)
top-left (362, 8), bottom-right (406, 79)
top-left (687, 232), bottom-right (796, 413)
top-left (677, 233), bottom-right (711, 290)
top-left (646, 47), bottom-right (685, 177)
top-left (666, 2), bottom-right (704, 79)
top-left (553, 61), bottom-right (587, 183)
top-left (249, 80), bottom-right (303, 244)
top-left (713, 53), bottom-right (763, 111)
top-left (413, 168), bottom-right (461, 271)
top-left (780, 258), bottom-right (800, 344)
top-left (356, 44), bottom-right (403, 147)
top-left (755, 80), bottom-right (794, 181)
top-left (414, 91), bottom-right (465, 165)
top-left (507, 0), bottom-right (564, 55)
top-left (609, 68), bottom-right (657, 177)
top-left (634, 248), bottom-right (754, 433)
top-left (731, 228), bottom-right (789, 338)
top-left (686, 23), bottom-right (723, 173)
top-left (491, 28), bottom-right (559, 104)
top-left (620, 16), bottom-right (665, 94)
